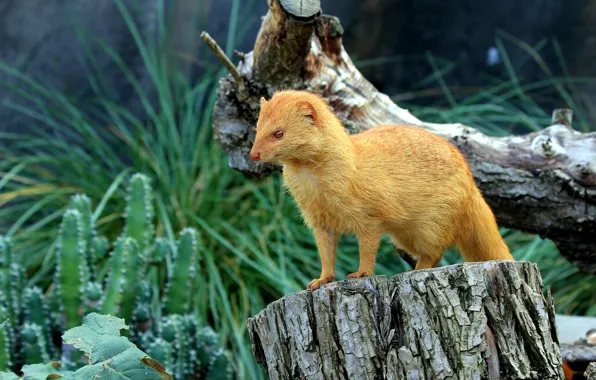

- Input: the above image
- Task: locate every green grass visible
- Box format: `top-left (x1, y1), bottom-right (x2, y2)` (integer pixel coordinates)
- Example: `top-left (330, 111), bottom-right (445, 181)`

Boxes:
top-left (0, 1), bottom-right (595, 378)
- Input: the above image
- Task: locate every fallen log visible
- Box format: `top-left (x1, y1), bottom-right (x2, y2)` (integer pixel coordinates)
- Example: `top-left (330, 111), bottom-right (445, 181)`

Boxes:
top-left (246, 261), bottom-right (564, 379)
top-left (202, 0), bottom-right (596, 273)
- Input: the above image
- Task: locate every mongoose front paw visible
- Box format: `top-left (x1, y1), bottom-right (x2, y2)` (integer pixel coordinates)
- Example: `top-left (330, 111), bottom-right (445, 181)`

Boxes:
top-left (307, 275), bottom-right (336, 290)
top-left (347, 270), bottom-right (372, 279)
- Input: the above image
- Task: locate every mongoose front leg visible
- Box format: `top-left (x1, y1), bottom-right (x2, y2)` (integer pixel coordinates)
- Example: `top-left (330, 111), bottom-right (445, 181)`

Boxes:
top-left (347, 229), bottom-right (382, 278)
top-left (308, 226), bottom-right (339, 290)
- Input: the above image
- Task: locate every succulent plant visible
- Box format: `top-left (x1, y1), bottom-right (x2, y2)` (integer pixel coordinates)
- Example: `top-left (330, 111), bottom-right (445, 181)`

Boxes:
top-left (0, 173), bottom-right (235, 379)
top-left (54, 209), bottom-right (90, 330)
top-left (164, 228), bottom-right (200, 315)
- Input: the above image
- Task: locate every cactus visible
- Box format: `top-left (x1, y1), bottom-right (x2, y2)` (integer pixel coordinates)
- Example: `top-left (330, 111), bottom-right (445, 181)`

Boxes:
top-left (164, 228), bottom-right (199, 315)
top-left (82, 282), bottom-right (102, 315)
top-left (90, 236), bottom-right (108, 264)
top-left (146, 338), bottom-right (175, 374)
top-left (20, 323), bottom-right (50, 365)
top-left (67, 194), bottom-right (94, 250)
top-left (0, 311), bottom-right (12, 371)
top-left (0, 174), bottom-right (236, 379)
top-left (22, 288), bottom-right (48, 328)
top-left (195, 326), bottom-right (235, 379)
top-left (152, 238), bottom-right (170, 264)
top-left (99, 237), bottom-right (138, 320)
top-left (123, 173), bottom-right (154, 254)
top-left (196, 327), bottom-right (218, 370)
top-left (55, 209), bottom-right (90, 329)
top-left (205, 348), bottom-right (235, 380)
top-left (0, 238), bottom-right (23, 329)
top-left (147, 238), bottom-right (170, 295)
top-left (1, 264), bottom-right (24, 335)
top-left (159, 314), bottom-right (190, 378)
top-left (22, 288), bottom-right (55, 360)
top-left (90, 236), bottom-right (110, 284)
top-left (0, 236), bottom-right (10, 268)
top-left (133, 280), bottom-right (153, 324)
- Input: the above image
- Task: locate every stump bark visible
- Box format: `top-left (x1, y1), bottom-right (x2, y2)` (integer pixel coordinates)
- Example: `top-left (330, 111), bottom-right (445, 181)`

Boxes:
top-left (246, 261), bottom-right (564, 379)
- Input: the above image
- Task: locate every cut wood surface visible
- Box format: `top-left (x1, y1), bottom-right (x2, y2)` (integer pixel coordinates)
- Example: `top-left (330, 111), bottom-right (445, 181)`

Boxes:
top-left (246, 261), bottom-right (564, 379)
top-left (204, 0), bottom-right (596, 273)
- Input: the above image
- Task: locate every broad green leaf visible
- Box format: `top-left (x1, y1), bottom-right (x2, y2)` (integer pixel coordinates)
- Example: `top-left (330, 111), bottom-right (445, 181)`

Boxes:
top-left (20, 362), bottom-right (75, 379)
top-left (62, 314), bottom-right (171, 380)
top-left (62, 313), bottom-right (127, 354)
top-left (0, 371), bottom-right (19, 380)
top-left (74, 343), bottom-right (170, 380)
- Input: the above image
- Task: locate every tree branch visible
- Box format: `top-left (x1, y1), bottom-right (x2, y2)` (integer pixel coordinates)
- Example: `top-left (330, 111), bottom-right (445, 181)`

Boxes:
top-left (246, 261), bottom-right (564, 379)
top-left (204, 0), bottom-right (596, 273)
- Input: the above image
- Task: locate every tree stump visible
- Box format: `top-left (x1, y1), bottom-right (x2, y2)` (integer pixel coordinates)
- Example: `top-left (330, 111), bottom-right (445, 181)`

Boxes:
top-left (246, 261), bottom-right (564, 379)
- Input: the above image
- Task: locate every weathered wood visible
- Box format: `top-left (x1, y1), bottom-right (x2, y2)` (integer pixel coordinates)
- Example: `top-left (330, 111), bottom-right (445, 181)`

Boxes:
top-left (586, 363), bottom-right (596, 380)
top-left (561, 343), bottom-right (596, 363)
top-left (206, 0), bottom-right (596, 273)
top-left (246, 261), bottom-right (564, 379)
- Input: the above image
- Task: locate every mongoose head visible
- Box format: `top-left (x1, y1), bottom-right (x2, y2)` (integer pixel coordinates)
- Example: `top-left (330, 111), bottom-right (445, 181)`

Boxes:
top-left (250, 90), bottom-right (327, 164)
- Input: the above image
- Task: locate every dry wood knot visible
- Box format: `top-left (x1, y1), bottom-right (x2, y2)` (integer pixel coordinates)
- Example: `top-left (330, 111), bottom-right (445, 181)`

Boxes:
top-left (531, 135), bottom-right (565, 158)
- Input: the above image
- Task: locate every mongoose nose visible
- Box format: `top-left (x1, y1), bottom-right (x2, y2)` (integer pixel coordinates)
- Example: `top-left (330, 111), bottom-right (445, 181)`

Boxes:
top-left (250, 151), bottom-right (261, 161)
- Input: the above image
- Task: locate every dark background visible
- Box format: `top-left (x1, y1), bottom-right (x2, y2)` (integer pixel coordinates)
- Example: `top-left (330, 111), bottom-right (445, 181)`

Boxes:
top-left (1, 0), bottom-right (596, 134)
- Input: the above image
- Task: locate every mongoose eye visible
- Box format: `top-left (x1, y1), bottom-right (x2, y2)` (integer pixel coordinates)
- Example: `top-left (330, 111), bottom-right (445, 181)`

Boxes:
top-left (273, 129), bottom-right (284, 139)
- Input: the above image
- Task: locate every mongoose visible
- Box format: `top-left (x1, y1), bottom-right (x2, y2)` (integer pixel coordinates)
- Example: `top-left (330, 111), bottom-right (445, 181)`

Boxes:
top-left (250, 90), bottom-right (513, 290)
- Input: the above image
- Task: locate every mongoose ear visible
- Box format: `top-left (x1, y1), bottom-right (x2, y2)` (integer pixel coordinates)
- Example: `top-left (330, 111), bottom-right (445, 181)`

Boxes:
top-left (297, 101), bottom-right (319, 125)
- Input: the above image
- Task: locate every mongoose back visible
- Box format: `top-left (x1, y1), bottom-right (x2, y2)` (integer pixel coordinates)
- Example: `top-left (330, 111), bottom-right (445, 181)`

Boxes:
top-left (250, 90), bottom-right (513, 290)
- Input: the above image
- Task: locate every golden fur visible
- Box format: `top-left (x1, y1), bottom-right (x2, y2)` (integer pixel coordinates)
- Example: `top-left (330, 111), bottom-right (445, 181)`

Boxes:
top-left (250, 90), bottom-right (514, 290)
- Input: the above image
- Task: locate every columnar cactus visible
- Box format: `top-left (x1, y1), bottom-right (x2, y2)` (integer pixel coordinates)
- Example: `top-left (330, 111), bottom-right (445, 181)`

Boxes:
top-left (20, 323), bottom-right (50, 365)
top-left (0, 236), bottom-right (10, 268)
top-left (164, 228), bottom-right (200, 315)
top-left (90, 236), bottom-right (109, 264)
top-left (0, 174), bottom-right (237, 379)
top-left (146, 338), bottom-right (175, 375)
top-left (67, 195), bottom-right (94, 253)
top-left (148, 315), bottom-right (236, 380)
top-left (0, 309), bottom-right (12, 371)
top-left (123, 173), bottom-right (154, 254)
top-left (196, 327), bottom-right (235, 380)
top-left (22, 288), bottom-right (55, 359)
top-left (82, 282), bottom-right (102, 315)
top-left (99, 237), bottom-right (138, 320)
top-left (147, 238), bottom-right (170, 294)
top-left (205, 348), bottom-right (235, 380)
top-left (55, 209), bottom-right (90, 329)
top-left (132, 280), bottom-right (154, 334)
top-left (158, 315), bottom-right (187, 379)
top-left (0, 237), bottom-right (23, 328)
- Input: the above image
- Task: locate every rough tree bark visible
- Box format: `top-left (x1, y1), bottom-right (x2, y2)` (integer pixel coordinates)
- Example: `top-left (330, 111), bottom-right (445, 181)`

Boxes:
top-left (246, 261), bottom-right (564, 379)
top-left (586, 363), bottom-right (596, 380)
top-left (203, 0), bottom-right (596, 273)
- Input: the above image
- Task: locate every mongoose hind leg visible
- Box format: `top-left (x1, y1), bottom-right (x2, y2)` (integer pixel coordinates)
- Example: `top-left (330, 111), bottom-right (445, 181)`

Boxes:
top-left (390, 231), bottom-right (444, 271)
top-left (413, 253), bottom-right (442, 270)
